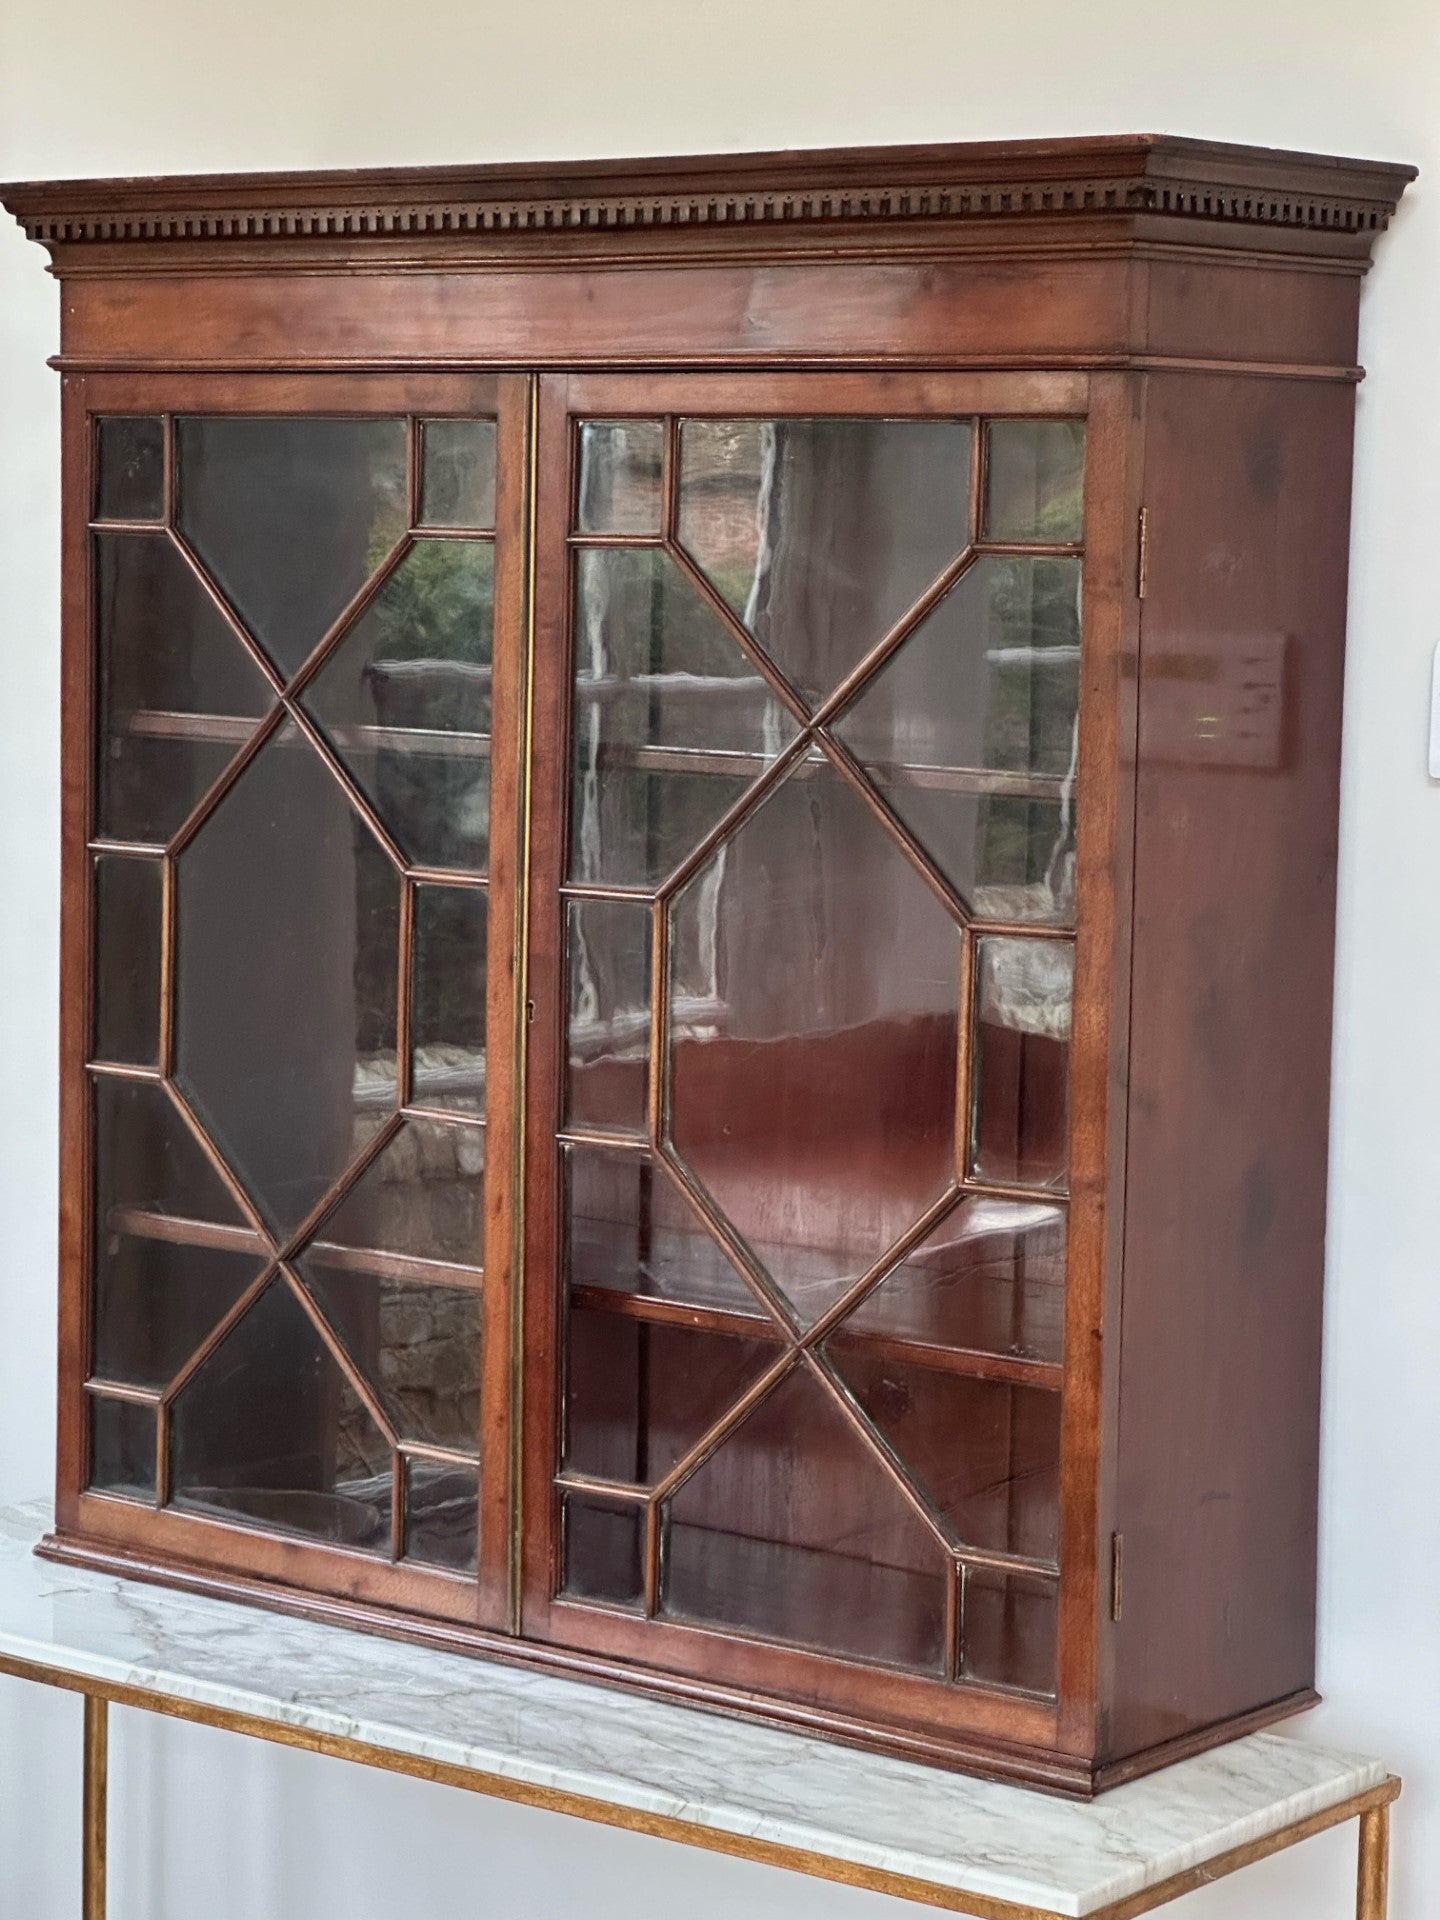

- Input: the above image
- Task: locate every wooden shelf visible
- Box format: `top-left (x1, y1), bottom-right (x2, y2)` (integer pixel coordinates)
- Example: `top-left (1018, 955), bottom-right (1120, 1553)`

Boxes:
top-left (120, 709), bottom-right (493, 761)
top-left (106, 1206), bottom-right (483, 1292)
top-left (568, 1280), bottom-right (1061, 1391)
top-left (116, 709), bottom-right (1067, 799)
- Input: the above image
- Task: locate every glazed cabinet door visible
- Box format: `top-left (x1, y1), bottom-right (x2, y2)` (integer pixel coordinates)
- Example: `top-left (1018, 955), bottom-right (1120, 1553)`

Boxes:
top-left (62, 373), bottom-right (530, 1628)
top-left (521, 371), bottom-right (1100, 1757)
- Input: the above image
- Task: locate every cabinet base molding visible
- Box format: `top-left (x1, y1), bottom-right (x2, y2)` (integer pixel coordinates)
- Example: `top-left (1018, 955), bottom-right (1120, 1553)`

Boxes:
top-left (38, 1527), bottom-right (1317, 1797)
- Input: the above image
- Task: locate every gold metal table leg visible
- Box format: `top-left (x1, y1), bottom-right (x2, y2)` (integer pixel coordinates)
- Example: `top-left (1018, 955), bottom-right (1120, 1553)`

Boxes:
top-left (82, 1694), bottom-right (107, 1920)
top-left (1357, 1802), bottom-right (1390, 1920)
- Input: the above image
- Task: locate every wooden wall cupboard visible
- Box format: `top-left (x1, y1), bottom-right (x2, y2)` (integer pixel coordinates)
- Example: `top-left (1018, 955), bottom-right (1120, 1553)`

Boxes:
top-left (0, 136), bottom-right (1413, 1795)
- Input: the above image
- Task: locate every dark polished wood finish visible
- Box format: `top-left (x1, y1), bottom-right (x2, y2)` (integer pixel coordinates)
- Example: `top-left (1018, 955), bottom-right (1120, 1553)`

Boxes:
top-left (1, 135), bottom-right (1412, 1797)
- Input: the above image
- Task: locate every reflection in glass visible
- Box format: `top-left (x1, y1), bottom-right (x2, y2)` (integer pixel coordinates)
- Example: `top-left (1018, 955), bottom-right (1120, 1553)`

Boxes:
top-left (90, 1396), bottom-right (156, 1501)
top-left (94, 1074), bottom-right (247, 1228)
top-left (984, 421), bottom-right (1085, 543)
top-left (95, 533), bottom-right (274, 844)
top-left (93, 855), bottom-right (163, 1065)
top-left (299, 1268), bottom-right (480, 1453)
top-left (836, 557), bottom-right (1081, 779)
top-left (91, 1077), bottom-right (269, 1390)
top-left (302, 540), bottom-right (494, 872)
top-left (176, 416), bottom-right (408, 678)
top-left (569, 546), bottom-right (796, 889)
top-left (663, 1364), bottom-right (948, 1670)
top-left (971, 938), bottom-right (1073, 1190)
top-left (962, 1567), bottom-right (1058, 1697)
top-left (870, 787), bottom-right (1076, 927)
top-left (565, 1313), bottom-right (774, 1486)
top-left (295, 1113), bottom-right (483, 1451)
top-left (171, 1277), bottom-right (392, 1551)
top-left (303, 1117), bottom-right (484, 1276)
top-left (668, 763), bottom-right (961, 1325)
top-left (828, 1351), bottom-right (1061, 1561)
top-left (419, 419), bottom-right (496, 530)
top-left (96, 417), bottom-right (164, 523)
top-left (840, 1196), bottom-right (1066, 1365)
top-left (564, 1144), bottom-right (759, 1318)
top-left (413, 884), bottom-right (487, 1113)
top-left (95, 1243), bottom-right (260, 1393)
top-left (566, 897), bottom-right (651, 1136)
top-left (835, 556), bottom-right (1080, 920)
top-left (174, 724), bottom-right (401, 1240)
top-left (562, 1491), bottom-right (645, 1607)
top-left (679, 418), bottom-right (970, 703)
top-left (405, 1460), bottom-right (479, 1572)
top-left (577, 421), bottom-right (664, 534)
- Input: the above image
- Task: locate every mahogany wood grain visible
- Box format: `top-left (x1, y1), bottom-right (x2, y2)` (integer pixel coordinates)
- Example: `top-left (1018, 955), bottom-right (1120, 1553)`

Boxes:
top-left (1104, 371), bottom-right (1355, 1763)
top-left (6, 137), bottom-right (1412, 1795)
top-left (55, 374), bottom-right (95, 1536)
top-left (476, 372), bottom-right (533, 1630)
top-left (1055, 371), bottom-right (1145, 1759)
top-left (53, 253), bottom-right (1380, 379)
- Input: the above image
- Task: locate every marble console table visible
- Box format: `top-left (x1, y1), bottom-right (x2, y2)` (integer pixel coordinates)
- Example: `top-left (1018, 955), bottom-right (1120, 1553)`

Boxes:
top-left (0, 1503), bottom-right (1396, 1920)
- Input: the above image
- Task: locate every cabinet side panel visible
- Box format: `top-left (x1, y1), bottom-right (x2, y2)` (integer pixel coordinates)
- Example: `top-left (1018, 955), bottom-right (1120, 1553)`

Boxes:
top-left (1106, 372), bottom-right (1354, 1759)
top-left (55, 376), bottom-right (95, 1531)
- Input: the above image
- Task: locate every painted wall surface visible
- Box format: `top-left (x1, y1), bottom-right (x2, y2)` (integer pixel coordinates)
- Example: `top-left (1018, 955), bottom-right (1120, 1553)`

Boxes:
top-left (0, 1), bottom-right (1436, 1912)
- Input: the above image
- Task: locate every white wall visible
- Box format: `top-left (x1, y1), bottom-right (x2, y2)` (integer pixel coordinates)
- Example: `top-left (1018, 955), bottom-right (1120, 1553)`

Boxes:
top-left (1, 2), bottom-right (1436, 1913)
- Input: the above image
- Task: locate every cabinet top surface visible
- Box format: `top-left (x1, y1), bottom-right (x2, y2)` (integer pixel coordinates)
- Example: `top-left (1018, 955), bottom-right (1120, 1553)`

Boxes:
top-left (0, 1500), bottom-right (1386, 1916)
top-left (0, 134), bottom-right (1414, 264)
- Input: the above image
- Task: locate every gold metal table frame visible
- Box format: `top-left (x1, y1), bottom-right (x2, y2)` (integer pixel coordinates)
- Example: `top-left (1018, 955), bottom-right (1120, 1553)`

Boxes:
top-left (0, 1651), bottom-right (1401, 1920)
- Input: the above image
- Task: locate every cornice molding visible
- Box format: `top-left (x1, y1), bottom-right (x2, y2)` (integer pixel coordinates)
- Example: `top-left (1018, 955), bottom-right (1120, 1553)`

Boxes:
top-left (0, 136), bottom-right (1416, 264)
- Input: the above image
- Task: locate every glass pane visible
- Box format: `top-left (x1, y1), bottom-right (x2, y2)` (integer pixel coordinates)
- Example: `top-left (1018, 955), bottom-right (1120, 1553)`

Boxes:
top-left (95, 1243), bottom-right (261, 1393)
top-left (405, 1460), bottom-right (478, 1572)
top-left (295, 1113), bottom-right (484, 1446)
top-left (834, 556), bottom-right (1080, 919)
top-left (298, 1269), bottom-right (480, 1453)
top-left (985, 421), bottom-right (1085, 543)
top-left (419, 419), bottom-right (496, 530)
top-left (92, 1078), bottom-right (262, 1390)
top-left (678, 419), bottom-right (970, 704)
top-left (90, 1396), bottom-right (156, 1500)
top-left (842, 1196), bottom-right (1067, 1367)
top-left (565, 1313), bottom-right (775, 1487)
top-left (566, 897), bottom-right (650, 1136)
top-left (93, 855), bottom-right (162, 1065)
top-left (577, 420), bottom-right (664, 534)
top-left (869, 788), bottom-right (1076, 928)
top-left (561, 1492), bottom-right (645, 1607)
top-left (827, 1351), bottom-right (1061, 1561)
top-left (962, 1567), bottom-right (1058, 1696)
top-left (301, 1117), bottom-right (484, 1276)
top-left (662, 1364), bottom-right (948, 1671)
top-left (569, 546), bottom-right (797, 889)
top-left (972, 937), bottom-right (1073, 1191)
top-left (93, 1073), bottom-right (247, 1230)
top-left (565, 1143), bottom-right (761, 1319)
top-left (176, 416), bottom-right (408, 678)
top-left (668, 761), bottom-right (961, 1327)
top-left (302, 540), bottom-right (494, 872)
top-left (174, 723), bottom-right (401, 1240)
top-left (171, 1277), bottom-right (392, 1551)
top-left (96, 417), bottom-right (164, 523)
top-left (95, 533), bottom-right (274, 844)
top-left (413, 884), bottom-right (487, 1113)
top-left (835, 557), bottom-right (1081, 780)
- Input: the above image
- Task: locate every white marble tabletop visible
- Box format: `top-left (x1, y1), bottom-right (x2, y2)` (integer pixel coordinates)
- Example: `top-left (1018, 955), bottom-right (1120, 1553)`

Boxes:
top-left (0, 1501), bottom-right (1383, 1917)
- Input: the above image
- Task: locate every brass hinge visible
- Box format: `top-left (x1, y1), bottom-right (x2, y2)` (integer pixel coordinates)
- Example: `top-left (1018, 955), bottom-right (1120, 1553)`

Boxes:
top-left (1137, 507), bottom-right (1150, 601)
top-left (1110, 1531), bottom-right (1125, 1623)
